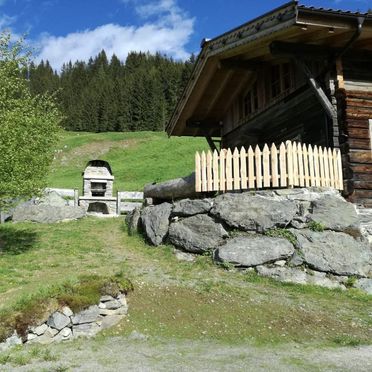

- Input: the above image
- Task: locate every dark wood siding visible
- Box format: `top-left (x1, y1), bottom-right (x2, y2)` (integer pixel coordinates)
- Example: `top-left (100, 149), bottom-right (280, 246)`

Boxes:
top-left (337, 89), bottom-right (372, 207)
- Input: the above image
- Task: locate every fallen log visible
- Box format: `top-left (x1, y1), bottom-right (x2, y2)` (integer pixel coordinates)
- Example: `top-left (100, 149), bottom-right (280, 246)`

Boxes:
top-left (144, 173), bottom-right (198, 201)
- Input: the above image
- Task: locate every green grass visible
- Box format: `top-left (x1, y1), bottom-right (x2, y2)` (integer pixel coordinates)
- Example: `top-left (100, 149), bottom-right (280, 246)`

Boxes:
top-left (1, 218), bottom-right (371, 347)
top-left (47, 131), bottom-right (207, 191)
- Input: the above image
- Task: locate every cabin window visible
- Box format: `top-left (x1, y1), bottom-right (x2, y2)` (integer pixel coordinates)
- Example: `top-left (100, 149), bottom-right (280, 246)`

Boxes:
top-left (270, 63), bottom-right (292, 99)
top-left (243, 82), bottom-right (259, 117)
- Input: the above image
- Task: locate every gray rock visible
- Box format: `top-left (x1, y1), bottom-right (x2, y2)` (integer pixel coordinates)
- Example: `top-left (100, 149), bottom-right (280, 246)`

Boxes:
top-left (354, 278), bottom-right (372, 295)
top-left (101, 315), bottom-right (124, 330)
top-left (60, 327), bottom-right (72, 338)
top-left (214, 235), bottom-right (294, 267)
top-left (172, 199), bottom-right (212, 217)
top-left (72, 323), bottom-right (101, 338)
top-left (174, 249), bottom-right (196, 262)
top-left (117, 294), bottom-right (128, 308)
top-left (256, 266), bottom-right (345, 289)
top-left (99, 307), bottom-right (128, 316)
top-left (62, 306), bottom-right (73, 318)
top-left (47, 312), bottom-right (70, 330)
top-left (0, 332), bottom-right (22, 351)
top-left (210, 193), bottom-right (298, 232)
top-left (45, 327), bottom-right (59, 337)
top-left (38, 190), bottom-right (68, 207)
top-left (32, 323), bottom-right (48, 336)
top-left (72, 305), bottom-right (100, 325)
top-left (126, 207), bottom-right (142, 235)
top-left (33, 333), bottom-right (54, 345)
top-left (101, 300), bottom-right (122, 310)
top-left (309, 195), bottom-right (360, 236)
top-left (144, 173), bottom-right (197, 201)
top-left (288, 251), bottom-right (304, 267)
top-left (141, 203), bottom-right (172, 246)
top-left (13, 204), bottom-right (86, 223)
top-left (27, 333), bottom-right (38, 342)
top-left (168, 214), bottom-right (228, 253)
top-left (100, 295), bottom-right (115, 302)
top-left (291, 229), bottom-right (372, 277)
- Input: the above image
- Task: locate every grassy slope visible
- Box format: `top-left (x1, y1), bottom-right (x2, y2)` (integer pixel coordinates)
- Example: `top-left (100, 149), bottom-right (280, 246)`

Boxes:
top-left (47, 131), bottom-right (207, 192)
top-left (0, 218), bottom-right (371, 347)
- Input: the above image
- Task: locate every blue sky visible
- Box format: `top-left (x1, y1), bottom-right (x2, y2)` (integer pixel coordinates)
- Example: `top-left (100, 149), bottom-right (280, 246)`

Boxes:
top-left (0, 0), bottom-right (371, 69)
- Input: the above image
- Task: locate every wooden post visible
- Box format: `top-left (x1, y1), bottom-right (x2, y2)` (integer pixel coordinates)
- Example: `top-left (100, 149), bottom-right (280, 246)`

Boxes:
top-left (279, 142), bottom-right (287, 187)
top-left (323, 147), bottom-right (330, 187)
top-left (195, 152), bottom-right (201, 192)
top-left (303, 143), bottom-right (310, 187)
top-left (248, 146), bottom-right (255, 189)
top-left (233, 148), bottom-right (240, 190)
top-left (337, 149), bottom-right (343, 190)
top-left (271, 143), bottom-right (279, 188)
top-left (313, 146), bottom-right (320, 187)
top-left (328, 148), bottom-right (335, 188)
top-left (292, 142), bottom-right (299, 186)
top-left (213, 150), bottom-right (219, 191)
top-left (286, 141), bottom-right (294, 188)
top-left (74, 188), bottom-right (79, 207)
top-left (240, 147), bottom-right (247, 190)
top-left (263, 144), bottom-right (270, 187)
top-left (117, 191), bottom-right (122, 215)
top-left (207, 151), bottom-right (213, 192)
top-left (226, 148), bottom-right (233, 191)
top-left (255, 145), bottom-right (262, 189)
top-left (297, 142), bottom-right (305, 187)
top-left (318, 147), bottom-right (325, 187)
top-left (308, 145), bottom-right (315, 187)
top-left (220, 149), bottom-right (226, 192)
top-left (201, 151), bottom-right (207, 192)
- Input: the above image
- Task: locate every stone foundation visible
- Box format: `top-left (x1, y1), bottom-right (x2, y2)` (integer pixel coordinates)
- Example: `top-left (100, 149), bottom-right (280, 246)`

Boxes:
top-left (79, 197), bottom-right (117, 215)
top-left (127, 188), bottom-right (372, 294)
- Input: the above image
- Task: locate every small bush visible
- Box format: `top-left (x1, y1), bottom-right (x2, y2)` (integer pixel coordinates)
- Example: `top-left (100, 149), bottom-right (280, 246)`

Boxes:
top-left (265, 228), bottom-right (297, 245)
top-left (308, 221), bottom-right (325, 232)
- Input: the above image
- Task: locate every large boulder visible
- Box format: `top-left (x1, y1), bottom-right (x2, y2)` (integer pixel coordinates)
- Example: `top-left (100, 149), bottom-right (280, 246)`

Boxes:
top-left (309, 195), bottom-right (360, 236)
top-left (125, 206), bottom-right (141, 235)
top-left (144, 173), bottom-right (197, 201)
top-left (141, 203), bottom-right (172, 246)
top-left (12, 204), bottom-right (86, 223)
top-left (172, 198), bottom-right (212, 217)
top-left (214, 235), bottom-right (294, 267)
top-left (210, 193), bottom-right (298, 232)
top-left (168, 214), bottom-right (228, 253)
top-left (291, 229), bottom-right (372, 277)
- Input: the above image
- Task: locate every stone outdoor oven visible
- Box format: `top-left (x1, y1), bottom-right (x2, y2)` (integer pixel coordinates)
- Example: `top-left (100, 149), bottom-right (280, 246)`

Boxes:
top-left (79, 160), bottom-right (117, 215)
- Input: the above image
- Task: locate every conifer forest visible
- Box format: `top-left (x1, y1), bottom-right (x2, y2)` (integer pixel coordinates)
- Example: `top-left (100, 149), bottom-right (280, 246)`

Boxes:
top-left (26, 50), bottom-right (195, 132)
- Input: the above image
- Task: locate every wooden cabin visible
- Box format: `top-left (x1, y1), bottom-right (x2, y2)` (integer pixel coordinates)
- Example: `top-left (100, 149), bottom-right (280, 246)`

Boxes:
top-left (166, 1), bottom-right (372, 207)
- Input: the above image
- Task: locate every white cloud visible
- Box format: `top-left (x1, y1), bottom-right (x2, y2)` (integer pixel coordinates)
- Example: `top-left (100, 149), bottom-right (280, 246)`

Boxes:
top-left (36, 0), bottom-right (194, 70)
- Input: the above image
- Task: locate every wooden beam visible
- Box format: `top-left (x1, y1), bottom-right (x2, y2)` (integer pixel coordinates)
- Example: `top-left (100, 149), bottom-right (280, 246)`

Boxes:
top-left (295, 59), bottom-right (337, 119)
top-left (205, 136), bottom-right (220, 152)
top-left (336, 58), bottom-right (344, 89)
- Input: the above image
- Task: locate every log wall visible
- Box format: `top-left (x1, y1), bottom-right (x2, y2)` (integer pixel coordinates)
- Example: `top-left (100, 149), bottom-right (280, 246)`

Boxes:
top-left (337, 89), bottom-right (372, 207)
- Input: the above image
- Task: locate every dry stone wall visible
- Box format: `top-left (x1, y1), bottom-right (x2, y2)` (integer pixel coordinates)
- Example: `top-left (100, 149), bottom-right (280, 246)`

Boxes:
top-left (127, 188), bottom-right (372, 294)
top-left (0, 294), bottom-right (128, 351)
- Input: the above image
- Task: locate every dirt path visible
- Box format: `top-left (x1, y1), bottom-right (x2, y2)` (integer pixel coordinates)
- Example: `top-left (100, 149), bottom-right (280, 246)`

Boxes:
top-left (4, 336), bottom-right (372, 372)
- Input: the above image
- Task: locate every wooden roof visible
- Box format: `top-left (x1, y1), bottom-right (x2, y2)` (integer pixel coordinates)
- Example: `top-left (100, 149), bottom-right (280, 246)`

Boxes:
top-left (166, 1), bottom-right (372, 137)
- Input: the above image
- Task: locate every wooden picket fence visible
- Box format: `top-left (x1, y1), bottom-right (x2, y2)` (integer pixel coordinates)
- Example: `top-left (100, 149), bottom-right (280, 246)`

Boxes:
top-left (195, 141), bottom-right (343, 192)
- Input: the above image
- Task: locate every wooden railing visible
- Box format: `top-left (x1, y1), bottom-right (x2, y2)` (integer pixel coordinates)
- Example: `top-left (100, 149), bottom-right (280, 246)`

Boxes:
top-left (195, 142), bottom-right (343, 192)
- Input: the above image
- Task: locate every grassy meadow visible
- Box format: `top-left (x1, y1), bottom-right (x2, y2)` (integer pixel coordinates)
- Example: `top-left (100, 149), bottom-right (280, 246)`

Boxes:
top-left (47, 131), bottom-right (208, 192)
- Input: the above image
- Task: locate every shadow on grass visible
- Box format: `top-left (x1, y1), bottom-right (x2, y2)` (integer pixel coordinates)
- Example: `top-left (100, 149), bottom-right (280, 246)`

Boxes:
top-left (0, 226), bottom-right (38, 255)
